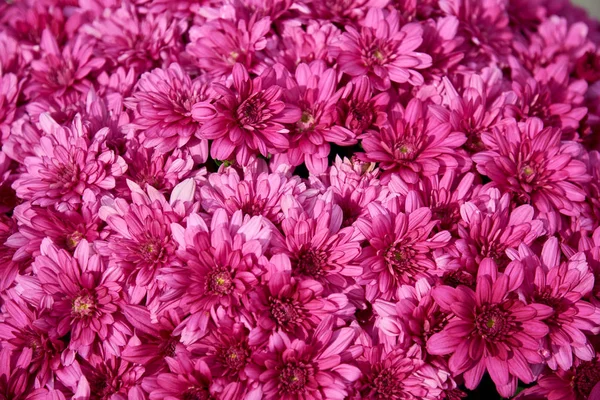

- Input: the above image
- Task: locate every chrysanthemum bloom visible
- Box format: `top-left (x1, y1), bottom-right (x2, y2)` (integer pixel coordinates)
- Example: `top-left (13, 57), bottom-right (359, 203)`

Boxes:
top-left (387, 169), bottom-right (474, 232)
top-left (200, 159), bottom-right (309, 225)
top-left (439, 0), bottom-right (513, 65)
top-left (7, 199), bottom-right (100, 264)
top-left (267, 20), bottom-right (341, 70)
top-left (455, 188), bottom-right (545, 271)
top-left (0, 299), bottom-right (64, 387)
top-left (83, 3), bottom-right (188, 74)
top-left (329, 8), bottom-right (432, 90)
top-left (99, 179), bottom-right (196, 304)
top-left (336, 76), bottom-right (389, 137)
top-left (189, 310), bottom-right (254, 398)
top-left (311, 156), bottom-right (381, 229)
top-left (418, 16), bottom-right (464, 80)
top-left (160, 209), bottom-right (270, 325)
top-left (193, 63), bottom-right (300, 165)
top-left (125, 63), bottom-right (215, 154)
top-left (516, 358), bottom-right (600, 400)
top-left (0, 347), bottom-right (52, 400)
top-left (374, 279), bottom-right (450, 357)
top-left (355, 201), bottom-right (450, 301)
top-left (248, 254), bottom-right (352, 346)
top-left (431, 70), bottom-right (511, 153)
top-left (120, 139), bottom-right (200, 195)
top-left (307, 0), bottom-right (387, 24)
top-left (353, 345), bottom-right (429, 399)
top-left (427, 259), bottom-right (552, 398)
top-left (141, 356), bottom-right (224, 400)
top-left (74, 355), bottom-right (145, 400)
top-left (26, 30), bottom-right (105, 100)
top-left (505, 64), bottom-right (588, 138)
top-left (12, 114), bottom-right (128, 212)
top-left (473, 118), bottom-right (590, 226)
top-left (186, 15), bottom-right (271, 79)
top-left (359, 98), bottom-right (470, 184)
top-left (271, 191), bottom-right (362, 290)
top-left (0, 217), bottom-right (19, 291)
top-left (250, 317), bottom-right (362, 400)
top-left (27, 239), bottom-right (131, 359)
top-left (516, 237), bottom-right (600, 370)
top-left (121, 305), bottom-right (186, 375)
top-left (278, 61), bottom-right (356, 174)
top-left (0, 71), bottom-right (21, 140)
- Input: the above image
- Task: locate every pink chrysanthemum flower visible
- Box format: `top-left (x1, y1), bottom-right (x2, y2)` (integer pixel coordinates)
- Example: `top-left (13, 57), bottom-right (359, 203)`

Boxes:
top-left (193, 63), bottom-right (300, 165)
top-left (83, 3), bottom-right (187, 74)
top-left (160, 209), bottom-right (270, 323)
top-left (387, 169), bottom-right (475, 232)
top-left (355, 201), bottom-right (451, 301)
top-left (142, 357), bottom-right (226, 399)
top-left (0, 71), bottom-right (21, 141)
top-left (418, 16), bottom-right (464, 80)
top-left (359, 98), bottom-right (470, 184)
top-left (455, 188), bottom-right (545, 271)
top-left (353, 345), bottom-right (429, 400)
top-left (439, 0), bottom-right (513, 65)
top-left (249, 317), bottom-right (362, 400)
top-left (271, 191), bottom-right (362, 290)
top-left (516, 358), bottom-right (600, 400)
top-left (12, 114), bottom-right (128, 212)
top-left (427, 259), bottom-right (552, 398)
top-left (307, 0), bottom-right (388, 24)
top-left (121, 305), bottom-right (186, 374)
top-left (26, 30), bottom-right (105, 100)
top-left (99, 179), bottom-right (195, 303)
top-left (75, 355), bottom-right (145, 399)
top-left (189, 310), bottom-right (253, 398)
top-left (200, 159), bottom-right (308, 225)
top-left (186, 16), bottom-right (271, 79)
top-left (0, 217), bottom-right (19, 291)
top-left (310, 156), bottom-right (381, 228)
top-left (0, 299), bottom-right (64, 387)
top-left (336, 76), bottom-right (389, 137)
top-left (329, 8), bottom-right (432, 90)
top-left (473, 118), bottom-right (591, 224)
top-left (515, 237), bottom-right (600, 370)
top-left (125, 63), bottom-right (215, 154)
top-left (248, 254), bottom-right (352, 346)
top-left (27, 239), bottom-right (131, 359)
top-left (431, 70), bottom-right (512, 153)
top-left (278, 61), bottom-right (356, 173)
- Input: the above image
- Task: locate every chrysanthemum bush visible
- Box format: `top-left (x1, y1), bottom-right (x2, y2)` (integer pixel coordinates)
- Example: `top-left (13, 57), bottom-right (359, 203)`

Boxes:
top-left (4, 0), bottom-right (600, 399)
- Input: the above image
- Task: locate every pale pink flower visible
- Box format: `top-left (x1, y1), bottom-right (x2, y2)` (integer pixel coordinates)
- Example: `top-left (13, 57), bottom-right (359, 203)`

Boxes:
top-left (329, 8), bottom-right (432, 90)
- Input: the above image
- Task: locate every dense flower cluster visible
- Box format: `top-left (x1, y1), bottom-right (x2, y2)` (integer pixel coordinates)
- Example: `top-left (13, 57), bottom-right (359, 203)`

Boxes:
top-left (3, 0), bottom-right (600, 399)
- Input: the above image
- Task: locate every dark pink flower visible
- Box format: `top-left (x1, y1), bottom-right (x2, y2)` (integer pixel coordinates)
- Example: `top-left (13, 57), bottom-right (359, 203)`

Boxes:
top-left (0, 71), bottom-right (21, 141)
top-left (355, 201), bottom-right (451, 301)
top-left (194, 63), bottom-right (300, 165)
top-left (27, 239), bottom-right (131, 359)
top-left (336, 76), bottom-right (389, 137)
top-left (271, 191), bottom-right (362, 290)
top-left (517, 237), bottom-right (600, 370)
top-left (359, 98), bottom-right (470, 184)
top-left (12, 114), bottom-right (128, 211)
top-left (125, 63), bottom-right (214, 154)
top-left (427, 259), bottom-right (552, 398)
top-left (277, 61), bottom-right (356, 173)
top-left (186, 16), bottom-right (271, 79)
top-left (249, 317), bottom-right (362, 400)
top-left (473, 118), bottom-right (591, 226)
top-left (248, 254), bottom-right (352, 346)
top-left (75, 355), bottom-right (145, 400)
top-left (329, 8), bottom-right (432, 90)
top-left (26, 30), bottom-right (105, 100)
